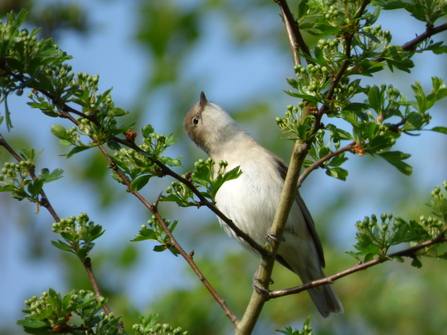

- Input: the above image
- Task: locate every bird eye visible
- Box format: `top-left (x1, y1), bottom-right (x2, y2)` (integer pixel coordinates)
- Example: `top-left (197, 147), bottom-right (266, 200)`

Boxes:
top-left (192, 117), bottom-right (199, 125)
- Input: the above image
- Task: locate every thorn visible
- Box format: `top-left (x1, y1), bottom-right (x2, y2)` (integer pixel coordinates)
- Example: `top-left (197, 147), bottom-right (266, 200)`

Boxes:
top-left (154, 192), bottom-right (163, 209)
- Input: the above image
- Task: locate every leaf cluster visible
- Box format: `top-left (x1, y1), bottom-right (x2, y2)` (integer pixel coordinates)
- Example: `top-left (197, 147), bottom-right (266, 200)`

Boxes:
top-left (131, 216), bottom-right (180, 256)
top-left (375, 0), bottom-right (447, 27)
top-left (51, 212), bottom-right (105, 262)
top-left (0, 10), bottom-right (134, 154)
top-left (0, 149), bottom-right (62, 205)
top-left (162, 158), bottom-right (242, 206)
top-left (133, 314), bottom-right (188, 335)
top-left (17, 289), bottom-right (122, 335)
top-left (0, 10), bottom-right (71, 129)
top-left (348, 183), bottom-right (447, 266)
top-left (110, 124), bottom-right (181, 191)
top-left (276, 316), bottom-right (313, 335)
top-left (279, 1), bottom-right (447, 181)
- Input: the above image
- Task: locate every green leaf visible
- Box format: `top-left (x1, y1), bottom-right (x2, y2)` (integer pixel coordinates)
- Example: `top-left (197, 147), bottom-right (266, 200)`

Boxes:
top-left (377, 151), bottom-right (412, 175)
top-left (313, 46), bottom-right (326, 66)
top-left (131, 229), bottom-right (157, 242)
top-left (0, 185), bottom-right (15, 192)
top-left (4, 97), bottom-right (13, 131)
top-left (430, 126), bottom-right (447, 134)
top-left (165, 133), bottom-right (179, 146)
top-left (381, 46), bottom-right (414, 73)
top-left (142, 124), bottom-right (154, 137)
top-left (76, 248), bottom-right (88, 261)
top-left (402, 112), bottom-right (423, 131)
top-left (376, 0), bottom-right (406, 10)
top-left (368, 85), bottom-right (382, 112)
top-left (328, 153), bottom-right (348, 167)
top-left (43, 169), bottom-right (64, 183)
top-left (11, 188), bottom-right (29, 201)
top-left (65, 145), bottom-right (92, 158)
top-left (426, 41), bottom-right (447, 54)
top-left (169, 246), bottom-right (180, 257)
top-left (390, 219), bottom-right (424, 244)
top-left (284, 90), bottom-right (321, 103)
top-left (51, 240), bottom-right (74, 253)
top-left (153, 245), bottom-right (166, 252)
top-left (27, 178), bottom-right (44, 195)
top-left (130, 175), bottom-right (151, 191)
top-left (50, 125), bottom-right (68, 140)
top-left (16, 319), bottom-right (49, 329)
top-left (286, 78), bottom-right (298, 89)
top-left (411, 257), bottom-right (422, 268)
top-left (325, 167), bottom-right (348, 181)
top-left (108, 107), bottom-right (128, 117)
top-left (160, 156), bottom-right (182, 167)
top-left (297, 0), bottom-right (309, 20)
top-left (212, 166), bottom-right (242, 196)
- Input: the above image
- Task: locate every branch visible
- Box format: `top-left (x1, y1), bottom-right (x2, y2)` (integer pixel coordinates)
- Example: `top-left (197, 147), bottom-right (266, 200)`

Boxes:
top-left (297, 141), bottom-right (355, 188)
top-left (236, 138), bottom-right (306, 335)
top-left (273, 0), bottom-right (311, 65)
top-left (268, 232), bottom-right (447, 299)
top-left (374, 22), bottom-right (447, 63)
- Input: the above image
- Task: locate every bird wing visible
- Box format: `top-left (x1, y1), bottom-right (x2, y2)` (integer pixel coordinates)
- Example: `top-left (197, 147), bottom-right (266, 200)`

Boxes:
top-left (274, 157), bottom-right (326, 268)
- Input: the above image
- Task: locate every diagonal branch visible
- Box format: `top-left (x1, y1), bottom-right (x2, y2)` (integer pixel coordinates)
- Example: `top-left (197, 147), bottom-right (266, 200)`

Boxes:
top-left (268, 231), bottom-right (447, 299)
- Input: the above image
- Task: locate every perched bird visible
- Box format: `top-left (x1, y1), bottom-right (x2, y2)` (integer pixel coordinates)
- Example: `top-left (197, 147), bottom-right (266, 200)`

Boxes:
top-left (184, 92), bottom-right (343, 317)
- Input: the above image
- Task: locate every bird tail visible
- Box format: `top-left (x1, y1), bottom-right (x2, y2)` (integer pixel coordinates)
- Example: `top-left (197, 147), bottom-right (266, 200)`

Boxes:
top-left (278, 251), bottom-right (343, 318)
top-left (306, 278), bottom-right (343, 318)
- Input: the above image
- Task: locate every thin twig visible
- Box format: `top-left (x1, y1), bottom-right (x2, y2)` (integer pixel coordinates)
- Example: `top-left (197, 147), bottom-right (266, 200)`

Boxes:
top-left (374, 22), bottom-right (447, 62)
top-left (297, 141), bottom-right (355, 188)
top-left (269, 232), bottom-right (447, 299)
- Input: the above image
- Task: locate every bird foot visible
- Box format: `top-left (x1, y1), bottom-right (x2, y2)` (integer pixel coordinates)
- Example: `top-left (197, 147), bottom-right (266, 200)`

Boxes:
top-left (252, 273), bottom-right (273, 293)
top-left (266, 230), bottom-right (286, 243)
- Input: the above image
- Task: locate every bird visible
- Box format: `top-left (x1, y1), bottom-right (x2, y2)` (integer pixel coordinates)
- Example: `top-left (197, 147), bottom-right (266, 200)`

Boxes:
top-left (183, 91), bottom-right (343, 317)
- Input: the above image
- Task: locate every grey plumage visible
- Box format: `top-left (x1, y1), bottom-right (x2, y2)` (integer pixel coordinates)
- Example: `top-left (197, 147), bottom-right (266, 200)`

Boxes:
top-left (184, 92), bottom-right (343, 317)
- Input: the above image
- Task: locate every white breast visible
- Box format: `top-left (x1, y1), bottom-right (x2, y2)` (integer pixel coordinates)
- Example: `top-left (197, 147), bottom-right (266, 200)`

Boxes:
top-left (213, 141), bottom-right (285, 252)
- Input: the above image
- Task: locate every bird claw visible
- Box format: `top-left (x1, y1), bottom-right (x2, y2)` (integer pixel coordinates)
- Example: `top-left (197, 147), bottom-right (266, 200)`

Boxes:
top-left (252, 280), bottom-right (271, 293)
top-left (266, 230), bottom-right (285, 243)
top-left (252, 273), bottom-right (273, 293)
